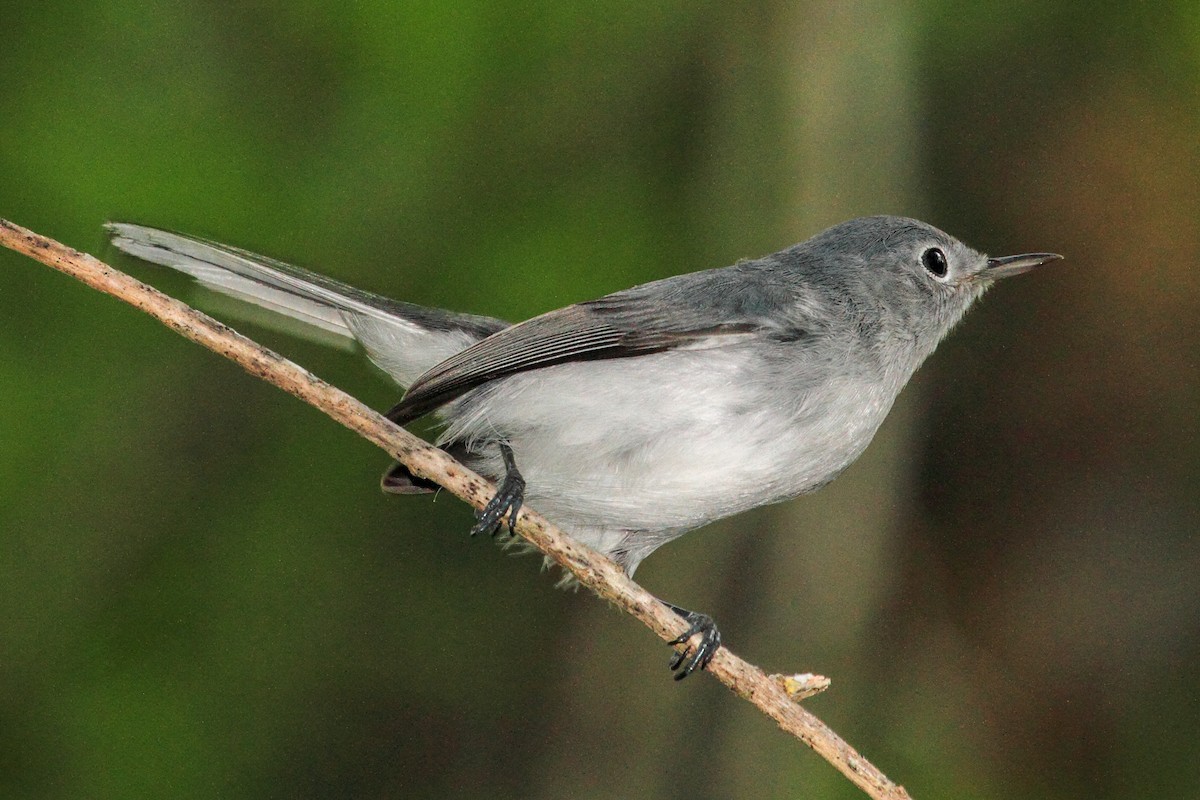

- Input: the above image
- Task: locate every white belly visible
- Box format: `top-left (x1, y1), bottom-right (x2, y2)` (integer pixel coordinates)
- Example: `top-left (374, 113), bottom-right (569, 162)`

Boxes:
top-left (441, 347), bottom-right (898, 536)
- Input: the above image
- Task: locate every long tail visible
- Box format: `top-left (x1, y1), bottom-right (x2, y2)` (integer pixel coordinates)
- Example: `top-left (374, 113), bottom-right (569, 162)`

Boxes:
top-left (106, 223), bottom-right (508, 387)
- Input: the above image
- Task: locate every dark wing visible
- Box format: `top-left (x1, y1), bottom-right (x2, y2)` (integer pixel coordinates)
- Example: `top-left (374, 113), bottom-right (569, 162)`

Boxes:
top-left (386, 264), bottom-right (807, 424)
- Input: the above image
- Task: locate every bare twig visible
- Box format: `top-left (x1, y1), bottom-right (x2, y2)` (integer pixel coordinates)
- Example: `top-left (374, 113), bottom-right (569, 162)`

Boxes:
top-left (0, 218), bottom-right (912, 800)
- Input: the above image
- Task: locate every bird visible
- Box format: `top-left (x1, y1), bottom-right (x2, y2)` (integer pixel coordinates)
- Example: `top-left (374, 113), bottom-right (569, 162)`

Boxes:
top-left (107, 215), bottom-right (1060, 678)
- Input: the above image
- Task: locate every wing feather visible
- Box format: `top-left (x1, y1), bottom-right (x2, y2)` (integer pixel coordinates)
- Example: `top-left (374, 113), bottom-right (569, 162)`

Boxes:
top-left (387, 295), bottom-right (767, 424)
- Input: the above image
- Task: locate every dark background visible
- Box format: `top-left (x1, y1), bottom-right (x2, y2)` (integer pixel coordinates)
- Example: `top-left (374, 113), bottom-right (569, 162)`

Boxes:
top-left (2, 3), bottom-right (1198, 798)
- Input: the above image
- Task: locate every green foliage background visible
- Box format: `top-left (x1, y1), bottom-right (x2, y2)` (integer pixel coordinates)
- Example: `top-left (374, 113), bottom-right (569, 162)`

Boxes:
top-left (2, 2), bottom-right (1198, 798)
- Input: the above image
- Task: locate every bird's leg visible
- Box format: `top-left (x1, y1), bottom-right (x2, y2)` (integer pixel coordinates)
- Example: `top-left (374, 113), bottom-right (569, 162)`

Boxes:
top-left (664, 602), bottom-right (722, 680)
top-left (470, 442), bottom-right (526, 538)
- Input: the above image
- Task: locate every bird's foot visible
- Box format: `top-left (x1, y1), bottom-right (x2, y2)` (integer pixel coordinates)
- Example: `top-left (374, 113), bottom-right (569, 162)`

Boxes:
top-left (470, 443), bottom-right (525, 537)
top-left (665, 604), bottom-right (722, 680)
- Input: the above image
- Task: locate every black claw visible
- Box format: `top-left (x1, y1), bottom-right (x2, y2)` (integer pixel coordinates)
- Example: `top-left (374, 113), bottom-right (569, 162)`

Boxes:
top-left (664, 604), bottom-right (722, 680)
top-left (470, 443), bottom-right (526, 537)
top-left (502, 494), bottom-right (523, 537)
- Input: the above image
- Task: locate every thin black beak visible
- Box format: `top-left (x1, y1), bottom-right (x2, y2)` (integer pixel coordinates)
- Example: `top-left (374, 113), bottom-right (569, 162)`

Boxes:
top-left (984, 252), bottom-right (1063, 279)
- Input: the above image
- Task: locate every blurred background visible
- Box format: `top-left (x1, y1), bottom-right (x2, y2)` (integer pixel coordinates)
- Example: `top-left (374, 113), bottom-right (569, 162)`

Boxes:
top-left (1, 2), bottom-right (1198, 798)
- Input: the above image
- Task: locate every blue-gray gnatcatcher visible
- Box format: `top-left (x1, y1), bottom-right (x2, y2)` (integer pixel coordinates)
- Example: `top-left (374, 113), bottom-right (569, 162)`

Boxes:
top-left (107, 216), bottom-right (1060, 678)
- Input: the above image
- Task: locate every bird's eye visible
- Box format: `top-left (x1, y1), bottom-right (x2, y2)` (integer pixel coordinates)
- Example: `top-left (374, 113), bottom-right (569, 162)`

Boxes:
top-left (921, 247), bottom-right (948, 278)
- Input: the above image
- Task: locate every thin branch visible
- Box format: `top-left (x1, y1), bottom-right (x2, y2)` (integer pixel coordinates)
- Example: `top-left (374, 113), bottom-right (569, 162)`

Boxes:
top-left (0, 218), bottom-right (913, 800)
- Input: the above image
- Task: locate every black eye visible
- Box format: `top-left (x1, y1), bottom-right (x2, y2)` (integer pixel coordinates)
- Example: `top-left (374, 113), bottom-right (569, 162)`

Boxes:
top-left (921, 247), bottom-right (948, 278)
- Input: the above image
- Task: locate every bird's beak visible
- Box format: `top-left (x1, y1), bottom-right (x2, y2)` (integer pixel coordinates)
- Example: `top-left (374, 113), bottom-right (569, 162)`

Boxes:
top-left (983, 252), bottom-right (1063, 280)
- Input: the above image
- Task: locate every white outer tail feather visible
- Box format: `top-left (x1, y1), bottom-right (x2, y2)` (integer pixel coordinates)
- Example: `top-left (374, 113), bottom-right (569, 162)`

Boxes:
top-left (106, 223), bottom-right (488, 388)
